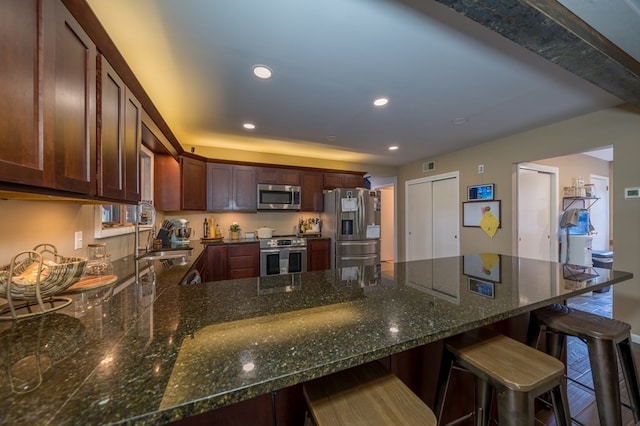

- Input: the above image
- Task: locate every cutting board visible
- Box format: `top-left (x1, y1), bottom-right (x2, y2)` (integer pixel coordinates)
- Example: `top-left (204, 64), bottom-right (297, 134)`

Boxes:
top-left (64, 274), bottom-right (118, 293)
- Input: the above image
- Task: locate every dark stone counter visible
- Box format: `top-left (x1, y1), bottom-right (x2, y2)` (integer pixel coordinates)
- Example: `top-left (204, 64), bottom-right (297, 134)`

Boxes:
top-left (0, 251), bottom-right (632, 425)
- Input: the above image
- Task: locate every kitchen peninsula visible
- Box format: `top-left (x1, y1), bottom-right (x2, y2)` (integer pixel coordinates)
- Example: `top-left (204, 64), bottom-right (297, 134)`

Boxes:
top-left (0, 248), bottom-right (632, 425)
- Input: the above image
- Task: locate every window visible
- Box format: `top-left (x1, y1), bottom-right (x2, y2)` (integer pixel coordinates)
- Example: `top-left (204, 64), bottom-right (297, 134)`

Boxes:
top-left (94, 145), bottom-right (154, 238)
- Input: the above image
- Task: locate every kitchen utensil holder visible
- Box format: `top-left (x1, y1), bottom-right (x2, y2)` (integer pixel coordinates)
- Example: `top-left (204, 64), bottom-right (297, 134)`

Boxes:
top-left (0, 245), bottom-right (86, 320)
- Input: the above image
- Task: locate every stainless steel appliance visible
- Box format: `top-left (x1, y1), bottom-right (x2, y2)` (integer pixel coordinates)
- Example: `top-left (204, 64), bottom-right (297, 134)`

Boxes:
top-left (170, 218), bottom-right (192, 246)
top-left (322, 188), bottom-right (381, 269)
top-left (257, 184), bottom-right (301, 210)
top-left (259, 236), bottom-right (307, 276)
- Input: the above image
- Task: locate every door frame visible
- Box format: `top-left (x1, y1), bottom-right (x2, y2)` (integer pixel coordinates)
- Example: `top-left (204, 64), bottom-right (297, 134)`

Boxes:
top-left (405, 171), bottom-right (459, 261)
top-left (514, 163), bottom-right (559, 260)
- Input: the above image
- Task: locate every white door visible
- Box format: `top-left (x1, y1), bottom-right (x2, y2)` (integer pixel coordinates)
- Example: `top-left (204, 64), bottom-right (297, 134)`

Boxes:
top-left (589, 175), bottom-right (610, 251)
top-left (517, 164), bottom-right (557, 261)
top-left (406, 180), bottom-right (432, 261)
top-left (432, 177), bottom-right (459, 258)
top-left (406, 172), bottom-right (459, 261)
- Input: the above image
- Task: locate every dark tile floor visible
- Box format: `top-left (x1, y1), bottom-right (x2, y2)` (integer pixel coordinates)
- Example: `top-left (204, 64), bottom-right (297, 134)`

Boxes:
top-left (535, 289), bottom-right (640, 426)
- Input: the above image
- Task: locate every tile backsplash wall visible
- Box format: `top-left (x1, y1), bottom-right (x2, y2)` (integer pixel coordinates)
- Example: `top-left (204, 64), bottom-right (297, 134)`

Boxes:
top-left (0, 199), bottom-right (136, 265)
top-left (0, 199), bottom-right (322, 265)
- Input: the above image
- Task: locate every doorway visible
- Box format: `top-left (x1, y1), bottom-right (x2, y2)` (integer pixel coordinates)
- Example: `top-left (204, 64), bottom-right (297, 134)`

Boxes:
top-left (405, 171), bottom-right (460, 261)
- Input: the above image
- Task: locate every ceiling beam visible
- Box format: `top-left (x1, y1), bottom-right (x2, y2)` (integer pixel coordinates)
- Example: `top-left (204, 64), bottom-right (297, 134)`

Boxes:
top-left (406, 0), bottom-right (640, 109)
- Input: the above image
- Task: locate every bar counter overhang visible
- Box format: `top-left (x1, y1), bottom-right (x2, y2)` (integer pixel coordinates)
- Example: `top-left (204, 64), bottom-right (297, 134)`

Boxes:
top-left (0, 251), bottom-right (632, 425)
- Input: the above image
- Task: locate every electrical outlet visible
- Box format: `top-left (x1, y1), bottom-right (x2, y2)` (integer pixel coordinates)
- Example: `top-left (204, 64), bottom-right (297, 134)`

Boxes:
top-left (478, 164), bottom-right (485, 174)
top-left (74, 231), bottom-right (83, 250)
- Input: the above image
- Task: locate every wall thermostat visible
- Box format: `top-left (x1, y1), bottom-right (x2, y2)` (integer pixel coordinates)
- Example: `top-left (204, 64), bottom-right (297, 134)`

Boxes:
top-left (468, 183), bottom-right (494, 201)
top-left (624, 187), bottom-right (640, 199)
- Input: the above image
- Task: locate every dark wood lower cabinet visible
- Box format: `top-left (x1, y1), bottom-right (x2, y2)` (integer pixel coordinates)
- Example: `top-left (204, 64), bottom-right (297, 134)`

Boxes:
top-left (207, 245), bottom-right (228, 282)
top-left (195, 243), bottom-right (259, 283)
top-left (307, 238), bottom-right (331, 271)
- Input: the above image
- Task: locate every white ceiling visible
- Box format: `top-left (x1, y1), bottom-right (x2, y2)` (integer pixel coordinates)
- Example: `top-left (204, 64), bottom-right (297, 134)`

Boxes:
top-left (87, 0), bottom-right (638, 167)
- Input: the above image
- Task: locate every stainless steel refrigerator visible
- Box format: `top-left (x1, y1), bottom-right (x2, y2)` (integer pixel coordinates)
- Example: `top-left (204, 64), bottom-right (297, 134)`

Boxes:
top-left (322, 188), bottom-right (381, 270)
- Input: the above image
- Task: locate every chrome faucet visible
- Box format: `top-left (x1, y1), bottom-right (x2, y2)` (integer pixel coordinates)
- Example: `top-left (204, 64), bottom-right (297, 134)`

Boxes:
top-left (135, 200), bottom-right (157, 259)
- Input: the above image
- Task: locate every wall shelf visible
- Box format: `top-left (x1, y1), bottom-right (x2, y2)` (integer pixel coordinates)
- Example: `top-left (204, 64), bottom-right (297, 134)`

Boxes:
top-left (562, 197), bottom-right (599, 211)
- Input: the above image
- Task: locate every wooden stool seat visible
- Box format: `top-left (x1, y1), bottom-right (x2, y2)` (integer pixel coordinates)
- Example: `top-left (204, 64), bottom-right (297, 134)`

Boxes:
top-left (529, 304), bottom-right (640, 426)
top-left (303, 362), bottom-right (437, 426)
top-left (435, 329), bottom-right (571, 426)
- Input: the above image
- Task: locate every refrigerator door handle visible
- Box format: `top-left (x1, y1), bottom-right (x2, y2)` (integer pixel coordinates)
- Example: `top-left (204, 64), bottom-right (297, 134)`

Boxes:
top-left (340, 241), bottom-right (377, 246)
top-left (340, 255), bottom-right (378, 261)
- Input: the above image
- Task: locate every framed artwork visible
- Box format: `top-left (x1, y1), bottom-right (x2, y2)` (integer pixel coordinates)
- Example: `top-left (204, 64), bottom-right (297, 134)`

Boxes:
top-left (463, 253), bottom-right (501, 282)
top-left (468, 277), bottom-right (495, 298)
top-left (462, 200), bottom-right (501, 227)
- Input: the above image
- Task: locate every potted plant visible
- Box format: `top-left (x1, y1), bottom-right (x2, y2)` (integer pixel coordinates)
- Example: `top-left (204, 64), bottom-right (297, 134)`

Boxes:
top-left (229, 222), bottom-right (241, 240)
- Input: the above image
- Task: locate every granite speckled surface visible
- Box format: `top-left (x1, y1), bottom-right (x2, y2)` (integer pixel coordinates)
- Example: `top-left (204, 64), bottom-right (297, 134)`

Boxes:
top-left (0, 248), bottom-right (632, 425)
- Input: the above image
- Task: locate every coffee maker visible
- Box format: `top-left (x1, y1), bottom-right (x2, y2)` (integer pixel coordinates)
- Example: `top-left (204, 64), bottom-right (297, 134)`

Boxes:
top-left (171, 218), bottom-right (192, 246)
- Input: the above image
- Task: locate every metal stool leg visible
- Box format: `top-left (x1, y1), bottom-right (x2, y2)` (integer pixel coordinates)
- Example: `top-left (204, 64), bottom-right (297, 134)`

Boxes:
top-left (474, 377), bottom-right (492, 426)
top-left (434, 347), bottom-right (455, 423)
top-left (496, 387), bottom-right (533, 426)
top-left (618, 337), bottom-right (640, 422)
top-left (549, 376), bottom-right (571, 426)
top-left (588, 337), bottom-right (623, 425)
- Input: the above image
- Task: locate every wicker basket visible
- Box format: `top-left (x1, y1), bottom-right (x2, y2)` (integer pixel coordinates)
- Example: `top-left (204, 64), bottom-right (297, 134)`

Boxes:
top-left (0, 245), bottom-right (87, 319)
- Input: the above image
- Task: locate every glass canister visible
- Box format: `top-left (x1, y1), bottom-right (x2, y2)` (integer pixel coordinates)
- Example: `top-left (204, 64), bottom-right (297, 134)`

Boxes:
top-left (85, 243), bottom-right (113, 275)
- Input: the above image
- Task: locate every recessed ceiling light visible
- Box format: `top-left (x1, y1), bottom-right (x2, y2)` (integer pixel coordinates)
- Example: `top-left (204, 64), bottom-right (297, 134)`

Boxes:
top-left (252, 65), bottom-right (272, 79)
top-left (243, 122), bottom-right (256, 130)
top-left (451, 117), bottom-right (468, 125)
top-left (388, 145), bottom-right (399, 151)
top-left (373, 97), bottom-right (389, 107)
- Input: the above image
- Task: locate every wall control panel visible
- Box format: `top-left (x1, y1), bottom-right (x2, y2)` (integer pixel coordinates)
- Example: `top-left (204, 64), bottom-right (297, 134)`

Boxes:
top-left (624, 187), bottom-right (640, 199)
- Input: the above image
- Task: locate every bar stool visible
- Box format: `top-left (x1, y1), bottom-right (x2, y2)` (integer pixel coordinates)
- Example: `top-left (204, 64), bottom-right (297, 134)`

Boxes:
top-left (435, 329), bottom-right (571, 426)
top-left (528, 304), bottom-right (640, 425)
top-left (303, 361), bottom-right (437, 426)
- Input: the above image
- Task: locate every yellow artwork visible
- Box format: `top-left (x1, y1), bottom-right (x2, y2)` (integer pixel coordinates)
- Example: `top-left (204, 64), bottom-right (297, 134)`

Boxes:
top-left (480, 211), bottom-right (499, 238)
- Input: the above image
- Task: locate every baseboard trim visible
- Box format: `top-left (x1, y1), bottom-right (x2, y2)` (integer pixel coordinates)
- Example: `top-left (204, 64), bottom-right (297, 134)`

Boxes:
top-left (631, 333), bottom-right (640, 344)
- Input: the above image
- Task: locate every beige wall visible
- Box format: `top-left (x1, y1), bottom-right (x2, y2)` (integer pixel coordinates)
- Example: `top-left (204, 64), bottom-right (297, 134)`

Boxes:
top-left (397, 104), bottom-right (640, 331)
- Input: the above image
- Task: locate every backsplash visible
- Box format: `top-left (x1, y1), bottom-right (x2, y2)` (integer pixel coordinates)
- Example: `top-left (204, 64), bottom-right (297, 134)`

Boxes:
top-left (0, 199), bottom-right (321, 265)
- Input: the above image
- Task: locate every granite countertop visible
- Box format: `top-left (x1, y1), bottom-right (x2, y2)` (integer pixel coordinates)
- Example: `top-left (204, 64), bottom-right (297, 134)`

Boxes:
top-left (0, 249), bottom-right (632, 425)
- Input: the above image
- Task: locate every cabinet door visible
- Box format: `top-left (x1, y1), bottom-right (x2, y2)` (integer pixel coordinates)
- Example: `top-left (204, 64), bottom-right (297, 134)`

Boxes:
top-left (233, 165), bottom-right (257, 212)
top-left (228, 243), bottom-right (259, 279)
top-left (307, 239), bottom-right (331, 271)
top-left (124, 89), bottom-right (141, 202)
top-left (0, 0), bottom-right (53, 187)
top-left (207, 163), bottom-right (233, 211)
top-left (258, 167), bottom-right (300, 185)
top-left (181, 156), bottom-right (206, 210)
top-left (47, 0), bottom-right (96, 194)
top-left (154, 154), bottom-right (180, 211)
top-left (301, 171), bottom-right (324, 211)
top-left (324, 172), bottom-right (363, 190)
top-left (98, 56), bottom-right (125, 200)
top-left (207, 245), bottom-right (228, 282)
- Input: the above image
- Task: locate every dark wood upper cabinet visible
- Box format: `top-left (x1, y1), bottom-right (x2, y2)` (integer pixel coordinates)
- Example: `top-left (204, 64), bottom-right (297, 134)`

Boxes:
top-left (97, 56), bottom-right (141, 202)
top-left (207, 163), bottom-right (257, 212)
top-left (301, 171), bottom-right (324, 212)
top-left (180, 156), bottom-right (206, 210)
top-left (323, 172), bottom-right (364, 190)
top-left (258, 167), bottom-right (301, 185)
top-left (154, 154), bottom-right (180, 211)
top-left (0, 0), bottom-right (96, 195)
top-left (48, 0), bottom-right (96, 195)
top-left (0, 0), bottom-right (52, 187)
top-left (97, 56), bottom-right (125, 200)
top-left (123, 89), bottom-right (141, 202)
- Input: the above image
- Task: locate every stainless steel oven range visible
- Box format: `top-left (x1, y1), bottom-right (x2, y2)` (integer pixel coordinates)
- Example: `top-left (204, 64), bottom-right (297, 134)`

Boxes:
top-left (259, 236), bottom-right (307, 276)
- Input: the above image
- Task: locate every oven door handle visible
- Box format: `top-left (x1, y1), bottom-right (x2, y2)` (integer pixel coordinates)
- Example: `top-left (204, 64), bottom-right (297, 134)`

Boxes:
top-left (260, 249), bottom-right (282, 254)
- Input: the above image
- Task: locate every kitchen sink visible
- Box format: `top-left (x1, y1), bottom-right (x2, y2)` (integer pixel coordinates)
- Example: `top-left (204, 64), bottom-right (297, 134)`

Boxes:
top-left (137, 248), bottom-right (193, 261)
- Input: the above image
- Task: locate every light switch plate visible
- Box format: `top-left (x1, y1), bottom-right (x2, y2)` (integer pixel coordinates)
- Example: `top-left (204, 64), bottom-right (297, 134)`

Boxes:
top-left (74, 231), bottom-right (83, 249)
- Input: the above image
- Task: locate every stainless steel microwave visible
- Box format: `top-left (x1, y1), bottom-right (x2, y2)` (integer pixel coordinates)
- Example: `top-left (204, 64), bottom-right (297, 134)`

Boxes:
top-left (257, 184), bottom-right (301, 210)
